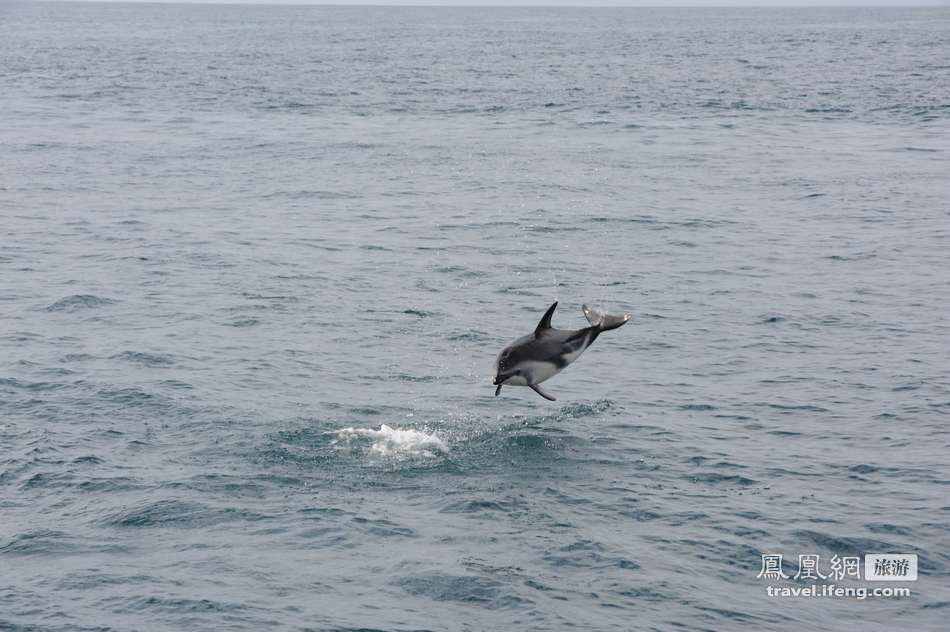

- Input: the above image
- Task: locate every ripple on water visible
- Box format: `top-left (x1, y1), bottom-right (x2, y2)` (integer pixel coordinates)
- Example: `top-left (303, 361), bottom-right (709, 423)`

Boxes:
top-left (106, 499), bottom-right (268, 529)
top-left (0, 377), bottom-right (67, 391)
top-left (95, 386), bottom-right (170, 411)
top-left (680, 403), bottom-right (717, 411)
top-left (689, 472), bottom-right (758, 486)
top-left (396, 573), bottom-right (530, 609)
top-left (111, 595), bottom-right (254, 615)
top-left (225, 318), bottom-right (260, 327)
top-left (402, 308), bottom-right (435, 318)
top-left (44, 294), bottom-right (116, 312)
top-left (110, 351), bottom-right (175, 367)
top-left (792, 530), bottom-right (903, 557)
top-left (439, 497), bottom-right (529, 515)
top-left (0, 530), bottom-right (128, 556)
top-left (542, 539), bottom-right (640, 571)
top-left (77, 476), bottom-right (142, 493)
top-left (523, 399), bottom-right (615, 425)
top-left (350, 516), bottom-right (417, 538)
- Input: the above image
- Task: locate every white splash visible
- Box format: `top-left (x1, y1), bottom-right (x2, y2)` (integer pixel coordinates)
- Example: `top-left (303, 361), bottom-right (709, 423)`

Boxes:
top-left (333, 424), bottom-right (448, 458)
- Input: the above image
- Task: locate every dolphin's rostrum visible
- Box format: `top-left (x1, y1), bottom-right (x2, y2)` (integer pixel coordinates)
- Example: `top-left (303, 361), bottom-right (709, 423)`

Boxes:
top-left (493, 302), bottom-right (630, 401)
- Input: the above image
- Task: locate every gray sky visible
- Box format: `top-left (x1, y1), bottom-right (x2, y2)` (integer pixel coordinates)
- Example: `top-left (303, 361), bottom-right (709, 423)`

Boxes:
top-left (50, 0), bottom-right (950, 5)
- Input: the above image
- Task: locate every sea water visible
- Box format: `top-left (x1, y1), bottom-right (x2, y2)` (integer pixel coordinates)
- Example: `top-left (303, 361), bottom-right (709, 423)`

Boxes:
top-left (1, 4), bottom-right (949, 630)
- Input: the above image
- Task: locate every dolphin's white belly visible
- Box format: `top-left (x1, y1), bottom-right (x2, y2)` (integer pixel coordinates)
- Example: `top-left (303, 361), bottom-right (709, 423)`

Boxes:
top-left (523, 360), bottom-right (562, 385)
top-left (560, 345), bottom-right (587, 366)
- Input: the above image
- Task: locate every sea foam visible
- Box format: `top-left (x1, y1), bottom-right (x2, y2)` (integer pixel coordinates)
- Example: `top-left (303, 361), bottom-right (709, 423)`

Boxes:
top-left (333, 424), bottom-right (448, 458)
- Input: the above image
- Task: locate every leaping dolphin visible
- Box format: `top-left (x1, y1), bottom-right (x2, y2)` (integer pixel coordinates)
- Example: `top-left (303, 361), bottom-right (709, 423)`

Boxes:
top-left (493, 302), bottom-right (630, 401)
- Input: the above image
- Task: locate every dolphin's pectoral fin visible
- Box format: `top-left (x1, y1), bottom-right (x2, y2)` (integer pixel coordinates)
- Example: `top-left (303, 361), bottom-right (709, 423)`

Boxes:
top-left (495, 384), bottom-right (502, 397)
top-left (534, 301), bottom-right (558, 337)
top-left (529, 384), bottom-right (557, 401)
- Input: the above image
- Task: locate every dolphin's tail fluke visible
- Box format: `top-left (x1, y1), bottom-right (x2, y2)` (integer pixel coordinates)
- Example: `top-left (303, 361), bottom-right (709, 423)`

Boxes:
top-left (582, 304), bottom-right (631, 332)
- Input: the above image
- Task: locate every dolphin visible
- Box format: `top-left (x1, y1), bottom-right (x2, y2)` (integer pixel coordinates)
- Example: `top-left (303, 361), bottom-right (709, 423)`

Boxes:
top-left (493, 302), bottom-right (630, 401)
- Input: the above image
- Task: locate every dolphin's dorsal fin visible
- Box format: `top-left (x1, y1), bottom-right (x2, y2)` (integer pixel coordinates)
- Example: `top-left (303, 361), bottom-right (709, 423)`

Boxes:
top-left (535, 301), bottom-right (558, 337)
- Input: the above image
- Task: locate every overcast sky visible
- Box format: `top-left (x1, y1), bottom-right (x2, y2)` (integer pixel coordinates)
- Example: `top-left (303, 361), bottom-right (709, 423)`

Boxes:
top-left (49, 0), bottom-right (950, 5)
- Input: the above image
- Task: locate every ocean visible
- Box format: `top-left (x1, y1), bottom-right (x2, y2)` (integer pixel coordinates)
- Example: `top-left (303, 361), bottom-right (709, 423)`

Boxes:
top-left (1, 2), bottom-right (949, 630)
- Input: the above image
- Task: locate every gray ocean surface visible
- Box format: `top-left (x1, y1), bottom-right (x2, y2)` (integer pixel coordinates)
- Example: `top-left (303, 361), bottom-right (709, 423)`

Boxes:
top-left (2, 3), bottom-right (950, 630)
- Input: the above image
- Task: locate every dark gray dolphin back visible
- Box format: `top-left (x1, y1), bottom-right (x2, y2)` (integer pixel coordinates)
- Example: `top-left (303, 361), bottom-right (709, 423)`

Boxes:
top-left (496, 332), bottom-right (562, 373)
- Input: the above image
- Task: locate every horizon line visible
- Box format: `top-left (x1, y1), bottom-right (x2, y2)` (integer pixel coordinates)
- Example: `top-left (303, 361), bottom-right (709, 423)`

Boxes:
top-left (28, 0), bottom-right (950, 7)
